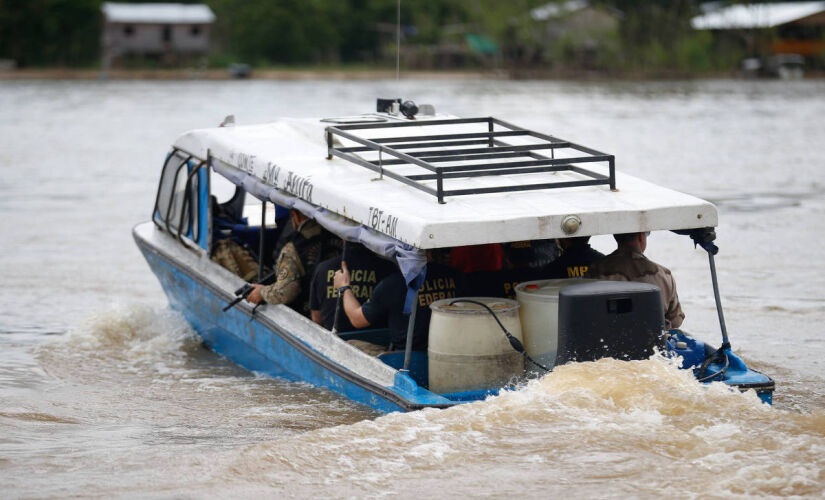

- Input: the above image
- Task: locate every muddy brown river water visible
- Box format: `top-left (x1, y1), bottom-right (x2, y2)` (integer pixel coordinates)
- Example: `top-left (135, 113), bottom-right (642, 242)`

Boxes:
top-left (1, 78), bottom-right (824, 498)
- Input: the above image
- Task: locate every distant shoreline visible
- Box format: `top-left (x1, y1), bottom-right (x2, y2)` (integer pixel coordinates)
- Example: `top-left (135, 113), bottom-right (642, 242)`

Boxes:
top-left (0, 67), bottom-right (502, 81)
top-left (1, 67), bottom-right (821, 81)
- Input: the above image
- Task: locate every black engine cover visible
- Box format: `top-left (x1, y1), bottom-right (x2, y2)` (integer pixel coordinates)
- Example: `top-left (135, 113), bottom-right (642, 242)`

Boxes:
top-left (556, 281), bottom-right (665, 365)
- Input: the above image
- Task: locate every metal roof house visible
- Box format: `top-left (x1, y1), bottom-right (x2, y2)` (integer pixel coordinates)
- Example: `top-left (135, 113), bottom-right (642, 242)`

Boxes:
top-left (692, 1), bottom-right (825, 30)
top-left (692, 2), bottom-right (825, 68)
top-left (101, 2), bottom-right (216, 69)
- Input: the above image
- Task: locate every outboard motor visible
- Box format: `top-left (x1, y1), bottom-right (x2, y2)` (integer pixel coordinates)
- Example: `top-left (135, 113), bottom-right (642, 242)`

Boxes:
top-left (556, 281), bottom-right (664, 365)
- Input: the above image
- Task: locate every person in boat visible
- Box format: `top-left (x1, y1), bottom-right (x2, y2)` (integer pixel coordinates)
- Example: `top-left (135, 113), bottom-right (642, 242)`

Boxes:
top-left (462, 242), bottom-right (536, 299)
top-left (209, 194), bottom-right (263, 281)
top-left (211, 238), bottom-right (261, 282)
top-left (246, 209), bottom-right (333, 315)
top-left (523, 239), bottom-right (559, 269)
top-left (269, 209), bottom-right (295, 262)
top-left (332, 250), bottom-right (466, 354)
top-left (544, 236), bottom-right (604, 279)
top-left (309, 242), bottom-right (396, 331)
top-left (502, 240), bottom-right (536, 270)
top-left (460, 241), bottom-right (560, 299)
top-left (448, 244), bottom-right (503, 272)
top-left (500, 239), bottom-right (561, 294)
top-left (500, 240), bottom-right (561, 270)
top-left (585, 232), bottom-right (684, 329)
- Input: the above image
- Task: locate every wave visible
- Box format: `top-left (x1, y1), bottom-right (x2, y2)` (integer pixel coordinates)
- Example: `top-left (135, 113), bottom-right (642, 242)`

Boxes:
top-left (231, 355), bottom-right (825, 497)
top-left (40, 303), bottom-right (202, 373)
top-left (32, 305), bottom-right (825, 497)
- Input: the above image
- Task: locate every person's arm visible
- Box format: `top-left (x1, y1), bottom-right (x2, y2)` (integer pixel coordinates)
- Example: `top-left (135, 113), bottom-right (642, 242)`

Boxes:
top-left (333, 261), bottom-right (371, 329)
top-left (246, 242), bottom-right (303, 305)
top-left (665, 274), bottom-right (685, 329)
top-left (311, 310), bottom-right (323, 325)
top-left (308, 263), bottom-right (327, 326)
top-left (247, 283), bottom-right (265, 304)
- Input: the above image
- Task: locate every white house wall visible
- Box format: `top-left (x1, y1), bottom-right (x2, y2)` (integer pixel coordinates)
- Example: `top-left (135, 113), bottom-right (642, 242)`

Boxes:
top-left (103, 23), bottom-right (211, 55)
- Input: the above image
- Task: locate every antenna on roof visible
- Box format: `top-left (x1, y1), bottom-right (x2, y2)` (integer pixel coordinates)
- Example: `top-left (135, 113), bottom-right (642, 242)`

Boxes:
top-left (396, 0), bottom-right (401, 81)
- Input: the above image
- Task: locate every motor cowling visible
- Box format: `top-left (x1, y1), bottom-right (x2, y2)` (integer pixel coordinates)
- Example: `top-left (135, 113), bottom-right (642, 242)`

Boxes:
top-left (555, 281), bottom-right (665, 365)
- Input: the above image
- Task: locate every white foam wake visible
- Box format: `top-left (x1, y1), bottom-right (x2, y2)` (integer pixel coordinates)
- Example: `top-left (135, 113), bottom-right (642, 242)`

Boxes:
top-left (48, 303), bottom-right (201, 367)
top-left (230, 355), bottom-right (825, 497)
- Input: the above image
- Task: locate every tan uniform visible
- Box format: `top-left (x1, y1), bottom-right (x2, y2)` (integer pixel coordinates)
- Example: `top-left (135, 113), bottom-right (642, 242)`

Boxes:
top-left (586, 247), bottom-right (685, 329)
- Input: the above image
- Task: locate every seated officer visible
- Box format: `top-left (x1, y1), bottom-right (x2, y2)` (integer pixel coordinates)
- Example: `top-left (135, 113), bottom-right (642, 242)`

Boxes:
top-left (333, 250), bottom-right (465, 353)
top-left (498, 240), bottom-right (555, 297)
top-left (503, 239), bottom-right (559, 270)
top-left (527, 239), bottom-right (559, 268)
top-left (586, 232), bottom-right (684, 329)
top-left (448, 244), bottom-right (502, 272)
top-left (211, 238), bottom-right (260, 282)
top-left (309, 242), bottom-right (396, 331)
top-left (544, 236), bottom-right (604, 279)
top-left (246, 210), bottom-right (335, 316)
top-left (465, 241), bottom-right (555, 300)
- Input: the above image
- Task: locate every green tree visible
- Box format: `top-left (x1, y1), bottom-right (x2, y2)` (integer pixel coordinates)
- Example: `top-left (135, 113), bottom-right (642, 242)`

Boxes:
top-left (0, 0), bottom-right (100, 66)
top-left (594, 0), bottom-right (707, 70)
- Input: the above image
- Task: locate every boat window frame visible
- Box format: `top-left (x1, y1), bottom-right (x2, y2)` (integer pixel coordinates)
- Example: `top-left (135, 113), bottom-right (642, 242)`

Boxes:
top-left (166, 160), bottom-right (193, 238)
top-left (167, 160), bottom-right (190, 236)
top-left (152, 147), bottom-right (207, 252)
top-left (152, 150), bottom-right (190, 231)
top-left (177, 160), bottom-right (205, 246)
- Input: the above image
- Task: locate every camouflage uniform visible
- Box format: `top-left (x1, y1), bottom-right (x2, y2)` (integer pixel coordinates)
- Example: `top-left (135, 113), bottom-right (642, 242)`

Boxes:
top-left (260, 219), bottom-right (325, 315)
top-left (260, 241), bottom-right (304, 306)
top-left (211, 239), bottom-right (260, 282)
top-left (586, 247), bottom-right (685, 329)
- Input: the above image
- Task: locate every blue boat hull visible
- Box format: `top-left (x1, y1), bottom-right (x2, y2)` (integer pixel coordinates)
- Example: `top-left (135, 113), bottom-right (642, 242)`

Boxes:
top-left (667, 331), bottom-right (774, 404)
top-left (135, 227), bottom-right (773, 411)
top-left (135, 234), bottom-right (456, 413)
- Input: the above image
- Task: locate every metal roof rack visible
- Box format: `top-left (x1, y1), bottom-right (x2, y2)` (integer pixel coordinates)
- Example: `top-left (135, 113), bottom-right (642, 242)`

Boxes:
top-left (325, 116), bottom-right (615, 204)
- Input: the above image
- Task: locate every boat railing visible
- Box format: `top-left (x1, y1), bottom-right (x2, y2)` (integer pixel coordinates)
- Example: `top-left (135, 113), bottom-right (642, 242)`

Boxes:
top-left (325, 116), bottom-right (616, 204)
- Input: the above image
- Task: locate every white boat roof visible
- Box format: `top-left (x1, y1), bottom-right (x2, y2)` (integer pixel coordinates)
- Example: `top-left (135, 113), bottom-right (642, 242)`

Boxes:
top-left (692, 2), bottom-right (825, 30)
top-left (101, 2), bottom-right (216, 24)
top-left (174, 114), bottom-right (717, 249)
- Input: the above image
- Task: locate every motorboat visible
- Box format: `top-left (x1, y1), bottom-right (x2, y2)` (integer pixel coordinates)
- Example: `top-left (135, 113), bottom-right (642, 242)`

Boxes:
top-left (134, 99), bottom-right (774, 412)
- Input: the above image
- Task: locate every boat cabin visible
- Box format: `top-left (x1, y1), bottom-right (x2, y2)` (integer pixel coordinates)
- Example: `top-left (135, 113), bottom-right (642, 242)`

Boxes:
top-left (136, 102), bottom-right (773, 411)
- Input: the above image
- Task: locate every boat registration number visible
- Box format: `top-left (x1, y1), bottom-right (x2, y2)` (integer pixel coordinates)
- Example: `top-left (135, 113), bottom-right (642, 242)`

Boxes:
top-left (368, 207), bottom-right (398, 238)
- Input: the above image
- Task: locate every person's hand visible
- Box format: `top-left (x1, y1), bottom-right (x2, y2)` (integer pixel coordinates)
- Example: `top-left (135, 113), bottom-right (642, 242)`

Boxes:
top-left (333, 261), bottom-right (350, 289)
top-left (246, 284), bottom-right (264, 304)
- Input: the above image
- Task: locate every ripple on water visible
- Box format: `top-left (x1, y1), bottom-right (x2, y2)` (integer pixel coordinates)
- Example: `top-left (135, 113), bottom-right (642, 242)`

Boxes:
top-left (224, 356), bottom-right (825, 498)
top-left (2, 78), bottom-right (825, 498)
top-left (0, 412), bottom-right (81, 425)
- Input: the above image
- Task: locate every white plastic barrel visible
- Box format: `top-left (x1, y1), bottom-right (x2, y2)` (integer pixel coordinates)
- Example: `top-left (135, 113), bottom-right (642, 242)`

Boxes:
top-left (428, 297), bottom-right (524, 394)
top-left (515, 279), bottom-right (594, 372)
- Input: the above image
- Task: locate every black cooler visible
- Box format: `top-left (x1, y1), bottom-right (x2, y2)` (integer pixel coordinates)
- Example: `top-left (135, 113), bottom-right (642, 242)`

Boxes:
top-left (556, 281), bottom-right (665, 365)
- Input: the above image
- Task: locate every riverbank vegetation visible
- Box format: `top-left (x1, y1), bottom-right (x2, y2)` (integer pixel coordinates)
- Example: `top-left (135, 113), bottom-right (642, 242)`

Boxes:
top-left (0, 0), bottom-right (756, 75)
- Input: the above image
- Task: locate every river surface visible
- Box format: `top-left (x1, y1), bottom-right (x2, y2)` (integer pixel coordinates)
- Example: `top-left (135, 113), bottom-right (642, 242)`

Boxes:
top-left (1, 78), bottom-right (824, 498)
